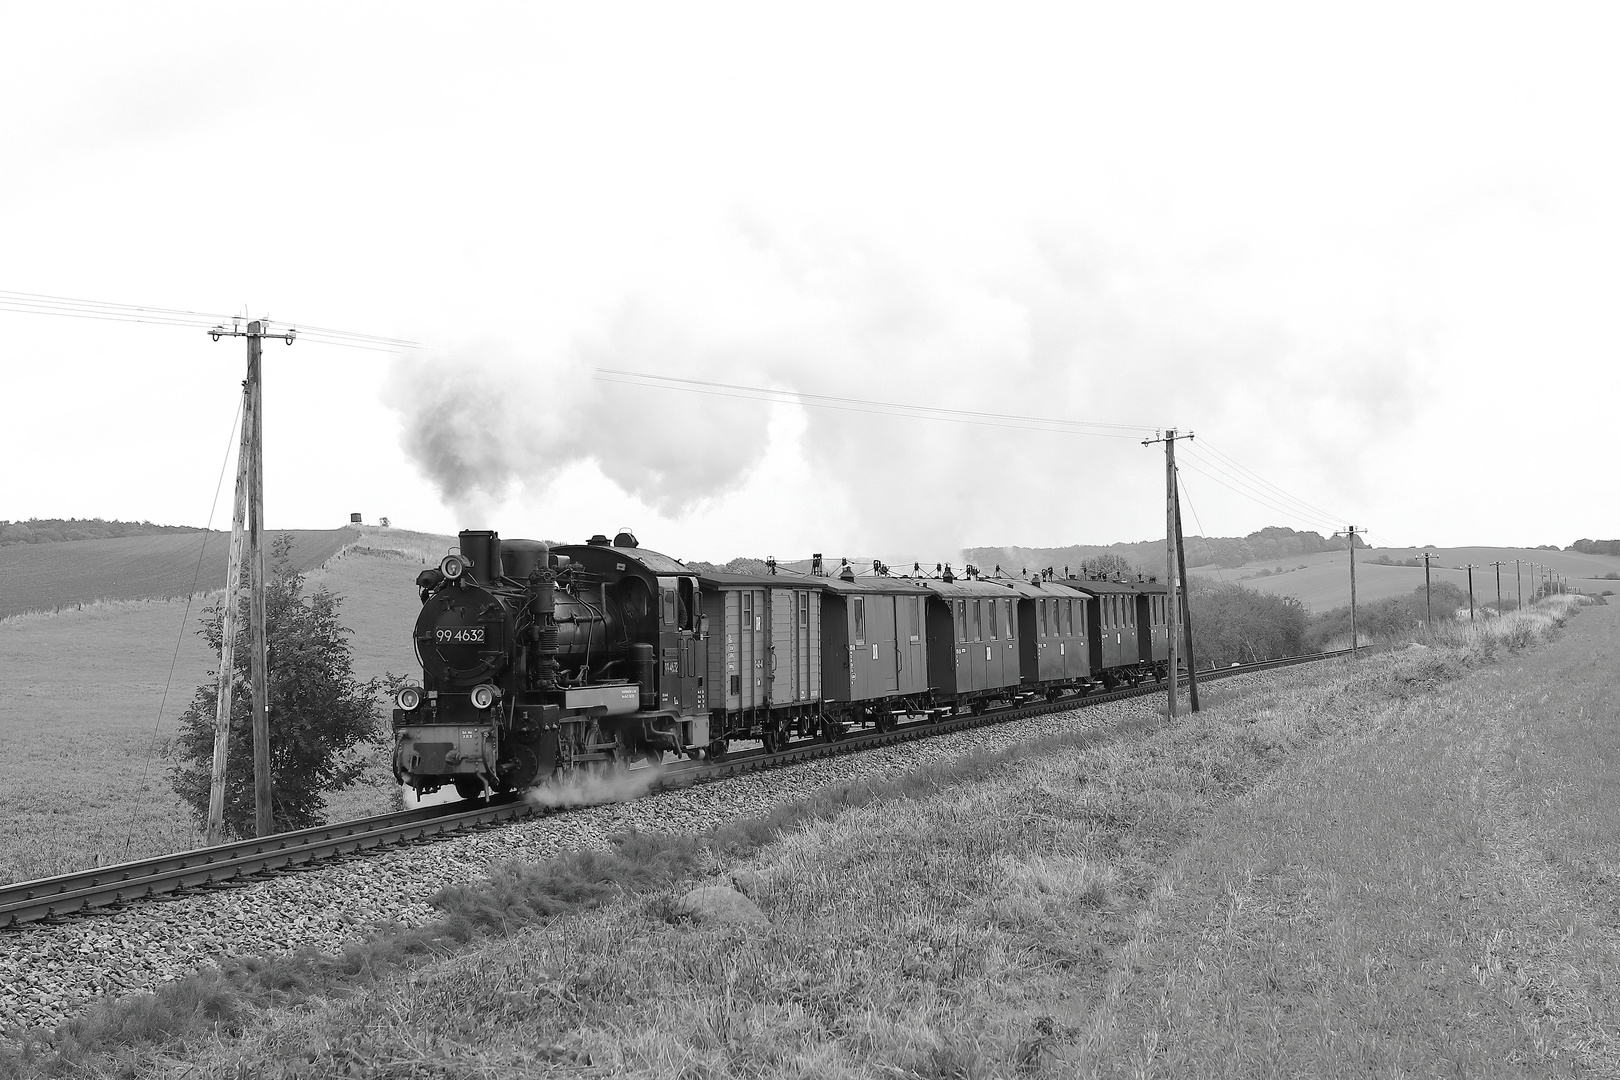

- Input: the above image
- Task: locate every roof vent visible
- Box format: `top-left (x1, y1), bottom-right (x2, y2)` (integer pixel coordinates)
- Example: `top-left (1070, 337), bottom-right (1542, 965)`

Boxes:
top-left (587, 533), bottom-right (611, 547)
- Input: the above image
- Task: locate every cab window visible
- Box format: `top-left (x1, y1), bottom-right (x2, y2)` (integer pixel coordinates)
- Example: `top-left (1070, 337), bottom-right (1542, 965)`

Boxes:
top-left (677, 578), bottom-right (695, 631)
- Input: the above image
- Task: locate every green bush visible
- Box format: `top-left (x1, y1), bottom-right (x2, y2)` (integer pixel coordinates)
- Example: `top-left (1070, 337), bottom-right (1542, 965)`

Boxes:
top-left (168, 535), bottom-right (389, 836)
top-left (1186, 578), bottom-right (1309, 666)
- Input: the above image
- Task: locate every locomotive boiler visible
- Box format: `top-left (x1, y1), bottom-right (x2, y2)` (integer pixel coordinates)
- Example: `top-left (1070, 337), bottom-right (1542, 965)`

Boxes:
top-left (391, 529), bottom-right (711, 798)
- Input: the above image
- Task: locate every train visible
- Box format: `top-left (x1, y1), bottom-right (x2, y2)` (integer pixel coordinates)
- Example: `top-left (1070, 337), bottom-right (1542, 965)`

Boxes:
top-left (392, 529), bottom-right (1174, 798)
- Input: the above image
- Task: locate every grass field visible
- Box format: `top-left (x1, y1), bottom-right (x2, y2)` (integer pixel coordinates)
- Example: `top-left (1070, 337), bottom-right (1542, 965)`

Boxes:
top-left (8, 595), bottom-right (1609, 1077)
top-left (0, 529), bottom-right (358, 620)
top-left (1190, 544), bottom-right (1620, 612)
top-left (0, 528), bottom-right (450, 884)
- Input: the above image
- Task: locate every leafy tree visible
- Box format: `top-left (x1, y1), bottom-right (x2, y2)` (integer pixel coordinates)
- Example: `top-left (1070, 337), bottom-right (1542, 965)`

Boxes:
top-left (1186, 578), bottom-right (1309, 666)
top-left (170, 534), bottom-right (389, 836)
top-left (1078, 553), bottom-right (1140, 580)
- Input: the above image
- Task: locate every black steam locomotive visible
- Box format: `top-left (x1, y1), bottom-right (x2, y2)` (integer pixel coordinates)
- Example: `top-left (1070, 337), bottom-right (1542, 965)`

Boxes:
top-left (392, 528), bottom-right (1170, 798)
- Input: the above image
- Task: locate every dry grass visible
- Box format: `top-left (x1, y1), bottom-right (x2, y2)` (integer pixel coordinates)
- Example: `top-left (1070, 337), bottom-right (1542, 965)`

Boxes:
top-left (7, 595), bottom-right (1609, 1079)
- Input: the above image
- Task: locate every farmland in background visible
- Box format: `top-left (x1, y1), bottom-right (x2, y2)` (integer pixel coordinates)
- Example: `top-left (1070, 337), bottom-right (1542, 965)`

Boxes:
top-left (0, 527), bottom-right (451, 883)
top-left (1188, 545), bottom-right (1620, 612)
top-left (0, 528), bottom-right (358, 620)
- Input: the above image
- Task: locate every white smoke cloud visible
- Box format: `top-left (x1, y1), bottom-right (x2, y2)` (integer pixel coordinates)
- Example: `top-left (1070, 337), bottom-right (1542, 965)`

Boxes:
top-left (385, 212), bottom-right (1433, 555)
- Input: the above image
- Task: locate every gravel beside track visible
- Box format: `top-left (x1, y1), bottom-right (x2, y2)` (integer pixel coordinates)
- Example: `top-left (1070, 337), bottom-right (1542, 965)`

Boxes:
top-left (0, 688), bottom-right (1193, 1031)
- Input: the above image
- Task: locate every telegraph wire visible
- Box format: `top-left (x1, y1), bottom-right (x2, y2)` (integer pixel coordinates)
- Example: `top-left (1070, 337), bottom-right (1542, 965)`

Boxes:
top-left (1177, 446), bottom-right (1346, 533)
top-left (1176, 457), bottom-right (1346, 534)
top-left (1175, 474), bottom-right (1225, 583)
top-left (595, 369), bottom-right (1159, 438)
top-left (1192, 438), bottom-right (1350, 528)
top-left (0, 289), bottom-right (418, 350)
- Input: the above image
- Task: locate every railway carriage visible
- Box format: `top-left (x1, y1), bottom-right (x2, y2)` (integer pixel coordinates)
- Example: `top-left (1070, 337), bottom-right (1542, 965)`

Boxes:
top-left (1065, 578), bottom-right (1141, 684)
top-left (919, 578), bottom-right (1023, 712)
top-left (699, 572), bottom-right (826, 752)
top-left (1003, 578), bottom-right (1092, 692)
top-left (1133, 579), bottom-right (1171, 675)
top-left (820, 575), bottom-right (933, 733)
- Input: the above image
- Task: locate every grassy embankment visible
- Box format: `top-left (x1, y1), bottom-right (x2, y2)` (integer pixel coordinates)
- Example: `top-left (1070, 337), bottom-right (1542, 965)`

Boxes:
top-left (7, 594), bottom-right (1611, 1077)
top-left (0, 528), bottom-right (444, 884)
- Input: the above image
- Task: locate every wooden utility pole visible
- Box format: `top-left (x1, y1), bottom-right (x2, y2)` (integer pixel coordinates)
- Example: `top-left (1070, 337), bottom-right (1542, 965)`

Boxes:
top-left (207, 384), bottom-right (252, 845)
top-left (1515, 558), bottom-right (1522, 609)
top-left (1464, 564), bottom-right (1478, 621)
top-left (1345, 526), bottom-right (1361, 656)
top-left (210, 318), bottom-right (296, 837)
top-left (1172, 480), bottom-right (1200, 712)
top-left (1491, 561), bottom-right (1505, 612)
top-left (1143, 429), bottom-right (1190, 719)
top-left (1421, 550), bottom-right (1436, 628)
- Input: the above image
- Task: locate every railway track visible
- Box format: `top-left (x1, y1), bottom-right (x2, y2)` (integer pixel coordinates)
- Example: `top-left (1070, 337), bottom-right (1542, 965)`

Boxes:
top-left (0, 648), bottom-right (1348, 930)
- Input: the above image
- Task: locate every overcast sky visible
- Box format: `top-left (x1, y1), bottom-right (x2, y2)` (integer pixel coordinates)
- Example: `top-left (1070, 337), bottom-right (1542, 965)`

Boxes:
top-left (3, 3), bottom-right (1615, 564)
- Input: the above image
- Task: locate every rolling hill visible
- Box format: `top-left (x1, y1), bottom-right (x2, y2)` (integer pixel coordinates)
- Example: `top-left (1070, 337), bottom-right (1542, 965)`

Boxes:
top-left (1189, 546), bottom-right (1620, 612)
top-left (0, 529), bottom-right (359, 620)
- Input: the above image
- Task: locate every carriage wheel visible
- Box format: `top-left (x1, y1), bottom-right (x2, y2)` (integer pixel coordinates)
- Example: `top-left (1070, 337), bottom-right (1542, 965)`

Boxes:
top-left (762, 729), bottom-right (779, 754)
top-left (707, 738), bottom-right (729, 763)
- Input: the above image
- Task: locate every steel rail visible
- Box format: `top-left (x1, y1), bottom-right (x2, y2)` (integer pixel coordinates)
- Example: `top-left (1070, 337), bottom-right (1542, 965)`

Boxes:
top-left (1, 648), bottom-right (1349, 929)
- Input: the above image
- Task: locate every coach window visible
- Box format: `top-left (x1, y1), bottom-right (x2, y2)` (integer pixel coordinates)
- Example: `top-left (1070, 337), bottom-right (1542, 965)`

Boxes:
top-left (972, 599), bottom-right (983, 642)
top-left (1005, 599), bottom-right (1015, 639)
top-left (910, 597), bottom-right (921, 643)
top-left (854, 596), bottom-right (866, 645)
top-left (742, 592), bottom-right (754, 634)
top-left (988, 598), bottom-right (998, 640)
top-left (798, 591), bottom-right (809, 628)
top-left (956, 600), bottom-right (967, 641)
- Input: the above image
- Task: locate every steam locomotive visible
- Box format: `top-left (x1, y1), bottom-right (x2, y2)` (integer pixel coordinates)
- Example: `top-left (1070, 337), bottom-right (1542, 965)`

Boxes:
top-left (391, 529), bottom-right (1171, 798)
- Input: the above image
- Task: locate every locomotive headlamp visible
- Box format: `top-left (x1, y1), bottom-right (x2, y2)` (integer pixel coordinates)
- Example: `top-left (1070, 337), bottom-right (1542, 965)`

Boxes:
top-left (470, 684), bottom-right (496, 710)
top-left (395, 685), bottom-right (423, 712)
top-left (440, 553), bottom-right (466, 580)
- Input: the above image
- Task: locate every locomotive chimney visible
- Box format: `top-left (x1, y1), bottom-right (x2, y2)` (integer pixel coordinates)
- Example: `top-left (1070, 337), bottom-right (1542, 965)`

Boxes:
top-left (458, 530), bottom-right (502, 584)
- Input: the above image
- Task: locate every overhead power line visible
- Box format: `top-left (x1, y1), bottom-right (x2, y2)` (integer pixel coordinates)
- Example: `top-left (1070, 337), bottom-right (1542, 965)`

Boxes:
top-left (0, 289), bottom-right (418, 352)
top-left (594, 369), bottom-right (1159, 438)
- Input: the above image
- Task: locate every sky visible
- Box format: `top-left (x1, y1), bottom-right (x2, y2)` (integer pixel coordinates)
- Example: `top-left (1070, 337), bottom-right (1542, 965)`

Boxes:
top-left (3, 2), bottom-right (1617, 566)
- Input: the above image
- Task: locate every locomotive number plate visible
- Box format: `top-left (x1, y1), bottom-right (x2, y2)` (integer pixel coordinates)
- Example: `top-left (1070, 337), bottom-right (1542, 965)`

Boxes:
top-left (436, 627), bottom-right (486, 644)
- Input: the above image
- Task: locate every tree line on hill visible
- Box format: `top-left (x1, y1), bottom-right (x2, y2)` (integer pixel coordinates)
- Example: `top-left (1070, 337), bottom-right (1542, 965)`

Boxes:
top-left (1569, 538), bottom-right (1620, 556)
top-left (0, 517), bottom-right (204, 545)
top-left (967, 525), bottom-right (1367, 576)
